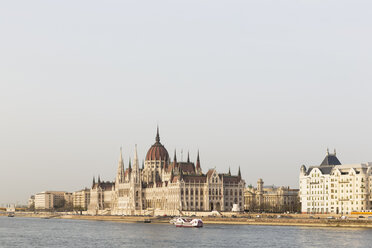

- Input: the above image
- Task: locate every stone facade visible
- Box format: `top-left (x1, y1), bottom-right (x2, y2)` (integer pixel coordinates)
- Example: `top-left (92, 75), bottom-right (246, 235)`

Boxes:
top-left (244, 179), bottom-right (299, 212)
top-left (88, 128), bottom-right (245, 215)
top-left (300, 149), bottom-right (372, 214)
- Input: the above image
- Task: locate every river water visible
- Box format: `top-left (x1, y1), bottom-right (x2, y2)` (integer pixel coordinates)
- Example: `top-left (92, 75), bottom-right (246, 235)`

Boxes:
top-left (1, 216), bottom-right (372, 248)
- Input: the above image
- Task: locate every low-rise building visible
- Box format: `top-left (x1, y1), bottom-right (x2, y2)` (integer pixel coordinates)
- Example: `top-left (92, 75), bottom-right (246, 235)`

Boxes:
top-left (34, 191), bottom-right (71, 210)
top-left (35, 192), bottom-right (54, 209)
top-left (244, 179), bottom-right (299, 212)
top-left (73, 188), bottom-right (91, 210)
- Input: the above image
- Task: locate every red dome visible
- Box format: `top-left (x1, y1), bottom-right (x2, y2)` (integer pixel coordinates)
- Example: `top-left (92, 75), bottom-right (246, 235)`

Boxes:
top-left (145, 127), bottom-right (169, 161)
top-left (146, 143), bottom-right (169, 161)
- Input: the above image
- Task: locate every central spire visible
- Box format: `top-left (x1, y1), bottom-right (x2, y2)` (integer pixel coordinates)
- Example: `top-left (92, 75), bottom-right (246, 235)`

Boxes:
top-left (156, 126), bottom-right (160, 143)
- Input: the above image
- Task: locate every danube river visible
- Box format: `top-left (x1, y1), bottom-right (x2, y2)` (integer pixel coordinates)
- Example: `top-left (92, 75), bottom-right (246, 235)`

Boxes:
top-left (1, 216), bottom-right (372, 248)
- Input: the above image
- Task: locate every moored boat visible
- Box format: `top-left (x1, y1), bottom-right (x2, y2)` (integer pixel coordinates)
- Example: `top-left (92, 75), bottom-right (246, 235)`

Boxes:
top-left (174, 218), bottom-right (203, 228)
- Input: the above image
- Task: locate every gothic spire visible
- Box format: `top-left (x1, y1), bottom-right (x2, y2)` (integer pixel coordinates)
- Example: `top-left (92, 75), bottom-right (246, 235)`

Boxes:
top-left (228, 167), bottom-right (231, 176)
top-left (187, 151), bottom-right (190, 163)
top-left (128, 157), bottom-right (132, 170)
top-left (156, 125), bottom-right (160, 143)
top-left (117, 147), bottom-right (125, 183)
top-left (92, 176), bottom-right (95, 186)
top-left (173, 149), bottom-right (177, 163)
top-left (134, 144), bottom-right (139, 170)
top-left (98, 175), bottom-right (101, 184)
top-left (119, 147), bottom-right (123, 165)
top-left (196, 150), bottom-right (201, 171)
top-left (142, 160), bottom-right (144, 170)
top-left (238, 166), bottom-right (241, 179)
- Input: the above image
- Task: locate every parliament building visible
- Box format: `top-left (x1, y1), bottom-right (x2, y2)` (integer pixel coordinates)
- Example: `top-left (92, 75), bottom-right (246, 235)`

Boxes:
top-left (88, 128), bottom-right (245, 216)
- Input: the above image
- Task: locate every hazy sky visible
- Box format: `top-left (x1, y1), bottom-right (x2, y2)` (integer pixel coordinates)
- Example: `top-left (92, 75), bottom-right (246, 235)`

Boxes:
top-left (1, 0), bottom-right (372, 205)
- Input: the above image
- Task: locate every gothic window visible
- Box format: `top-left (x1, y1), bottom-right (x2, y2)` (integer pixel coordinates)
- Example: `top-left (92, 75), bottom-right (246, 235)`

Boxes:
top-left (195, 189), bottom-right (198, 195)
top-left (191, 189), bottom-right (193, 195)
top-left (209, 189), bottom-right (211, 195)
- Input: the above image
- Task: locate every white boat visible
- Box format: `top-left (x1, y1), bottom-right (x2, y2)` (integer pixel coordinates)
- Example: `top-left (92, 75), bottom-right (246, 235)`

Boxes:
top-left (174, 218), bottom-right (203, 228)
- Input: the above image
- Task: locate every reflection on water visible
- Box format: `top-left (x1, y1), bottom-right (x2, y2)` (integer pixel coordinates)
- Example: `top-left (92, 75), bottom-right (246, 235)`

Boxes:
top-left (1, 216), bottom-right (372, 248)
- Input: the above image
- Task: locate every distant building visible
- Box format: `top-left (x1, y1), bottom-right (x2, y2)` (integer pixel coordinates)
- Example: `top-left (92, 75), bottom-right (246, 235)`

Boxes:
top-left (299, 149), bottom-right (372, 214)
top-left (73, 188), bottom-right (91, 210)
top-left (88, 128), bottom-right (245, 215)
top-left (28, 195), bottom-right (35, 208)
top-left (244, 179), bottom-right (299, 212)
top-left (34, 191), bottom-right (71, 210)
top-left (35, 192), bottom-right (54, 209)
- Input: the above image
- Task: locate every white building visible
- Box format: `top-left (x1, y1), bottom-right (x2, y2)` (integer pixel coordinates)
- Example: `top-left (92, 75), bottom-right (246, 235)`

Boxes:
top-left (35, 192), bottom-right (54, 209)
top-left (73, 188), bottom-right (91, 210)
top-left (299, 149), bottom-right (372, 214)
top-left (34, 191), bottom-right (70, 210)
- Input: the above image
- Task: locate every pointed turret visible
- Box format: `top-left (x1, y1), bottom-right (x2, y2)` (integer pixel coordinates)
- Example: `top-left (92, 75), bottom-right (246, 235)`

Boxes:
top-left (320, 148), bottom-right (341, 166)
top-left (133, 144), bottom-right (139, 170)
top-left (117, 147), bottom-right (125, 183)
top-left (187, 151), bottom-right (190, 163)
top-left (228, 167), bottom-right (231, 176)
top-left (173, 149), bottom-right (177, 163)
top-left (156, 125), bottom-right (160, 143)
top-left (142, 160), bottom-right (144, 170)
top-left (98, 175), bottom-right (101, 184)
top-left (238, 166), bottom-right (241, 179)
top-left (128, 157), bottom-right (132, 171)
top-left (92, 176), bottom-right (95, 187)
top-left (196, 150), bottom-right (201, 174)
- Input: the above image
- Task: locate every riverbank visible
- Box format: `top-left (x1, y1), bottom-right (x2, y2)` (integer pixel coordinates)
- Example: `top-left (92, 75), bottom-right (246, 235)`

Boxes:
top-left (3, 212), bottom-right (372, 228)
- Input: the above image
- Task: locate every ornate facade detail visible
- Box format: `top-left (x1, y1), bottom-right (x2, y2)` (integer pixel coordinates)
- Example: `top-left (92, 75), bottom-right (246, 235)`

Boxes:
top-left (88, 128), bottom-right (245, 215)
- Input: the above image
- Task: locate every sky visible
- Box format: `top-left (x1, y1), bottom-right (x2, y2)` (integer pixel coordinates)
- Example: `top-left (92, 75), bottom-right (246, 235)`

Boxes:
top-left (1, 0), bottom-right (372, 205)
